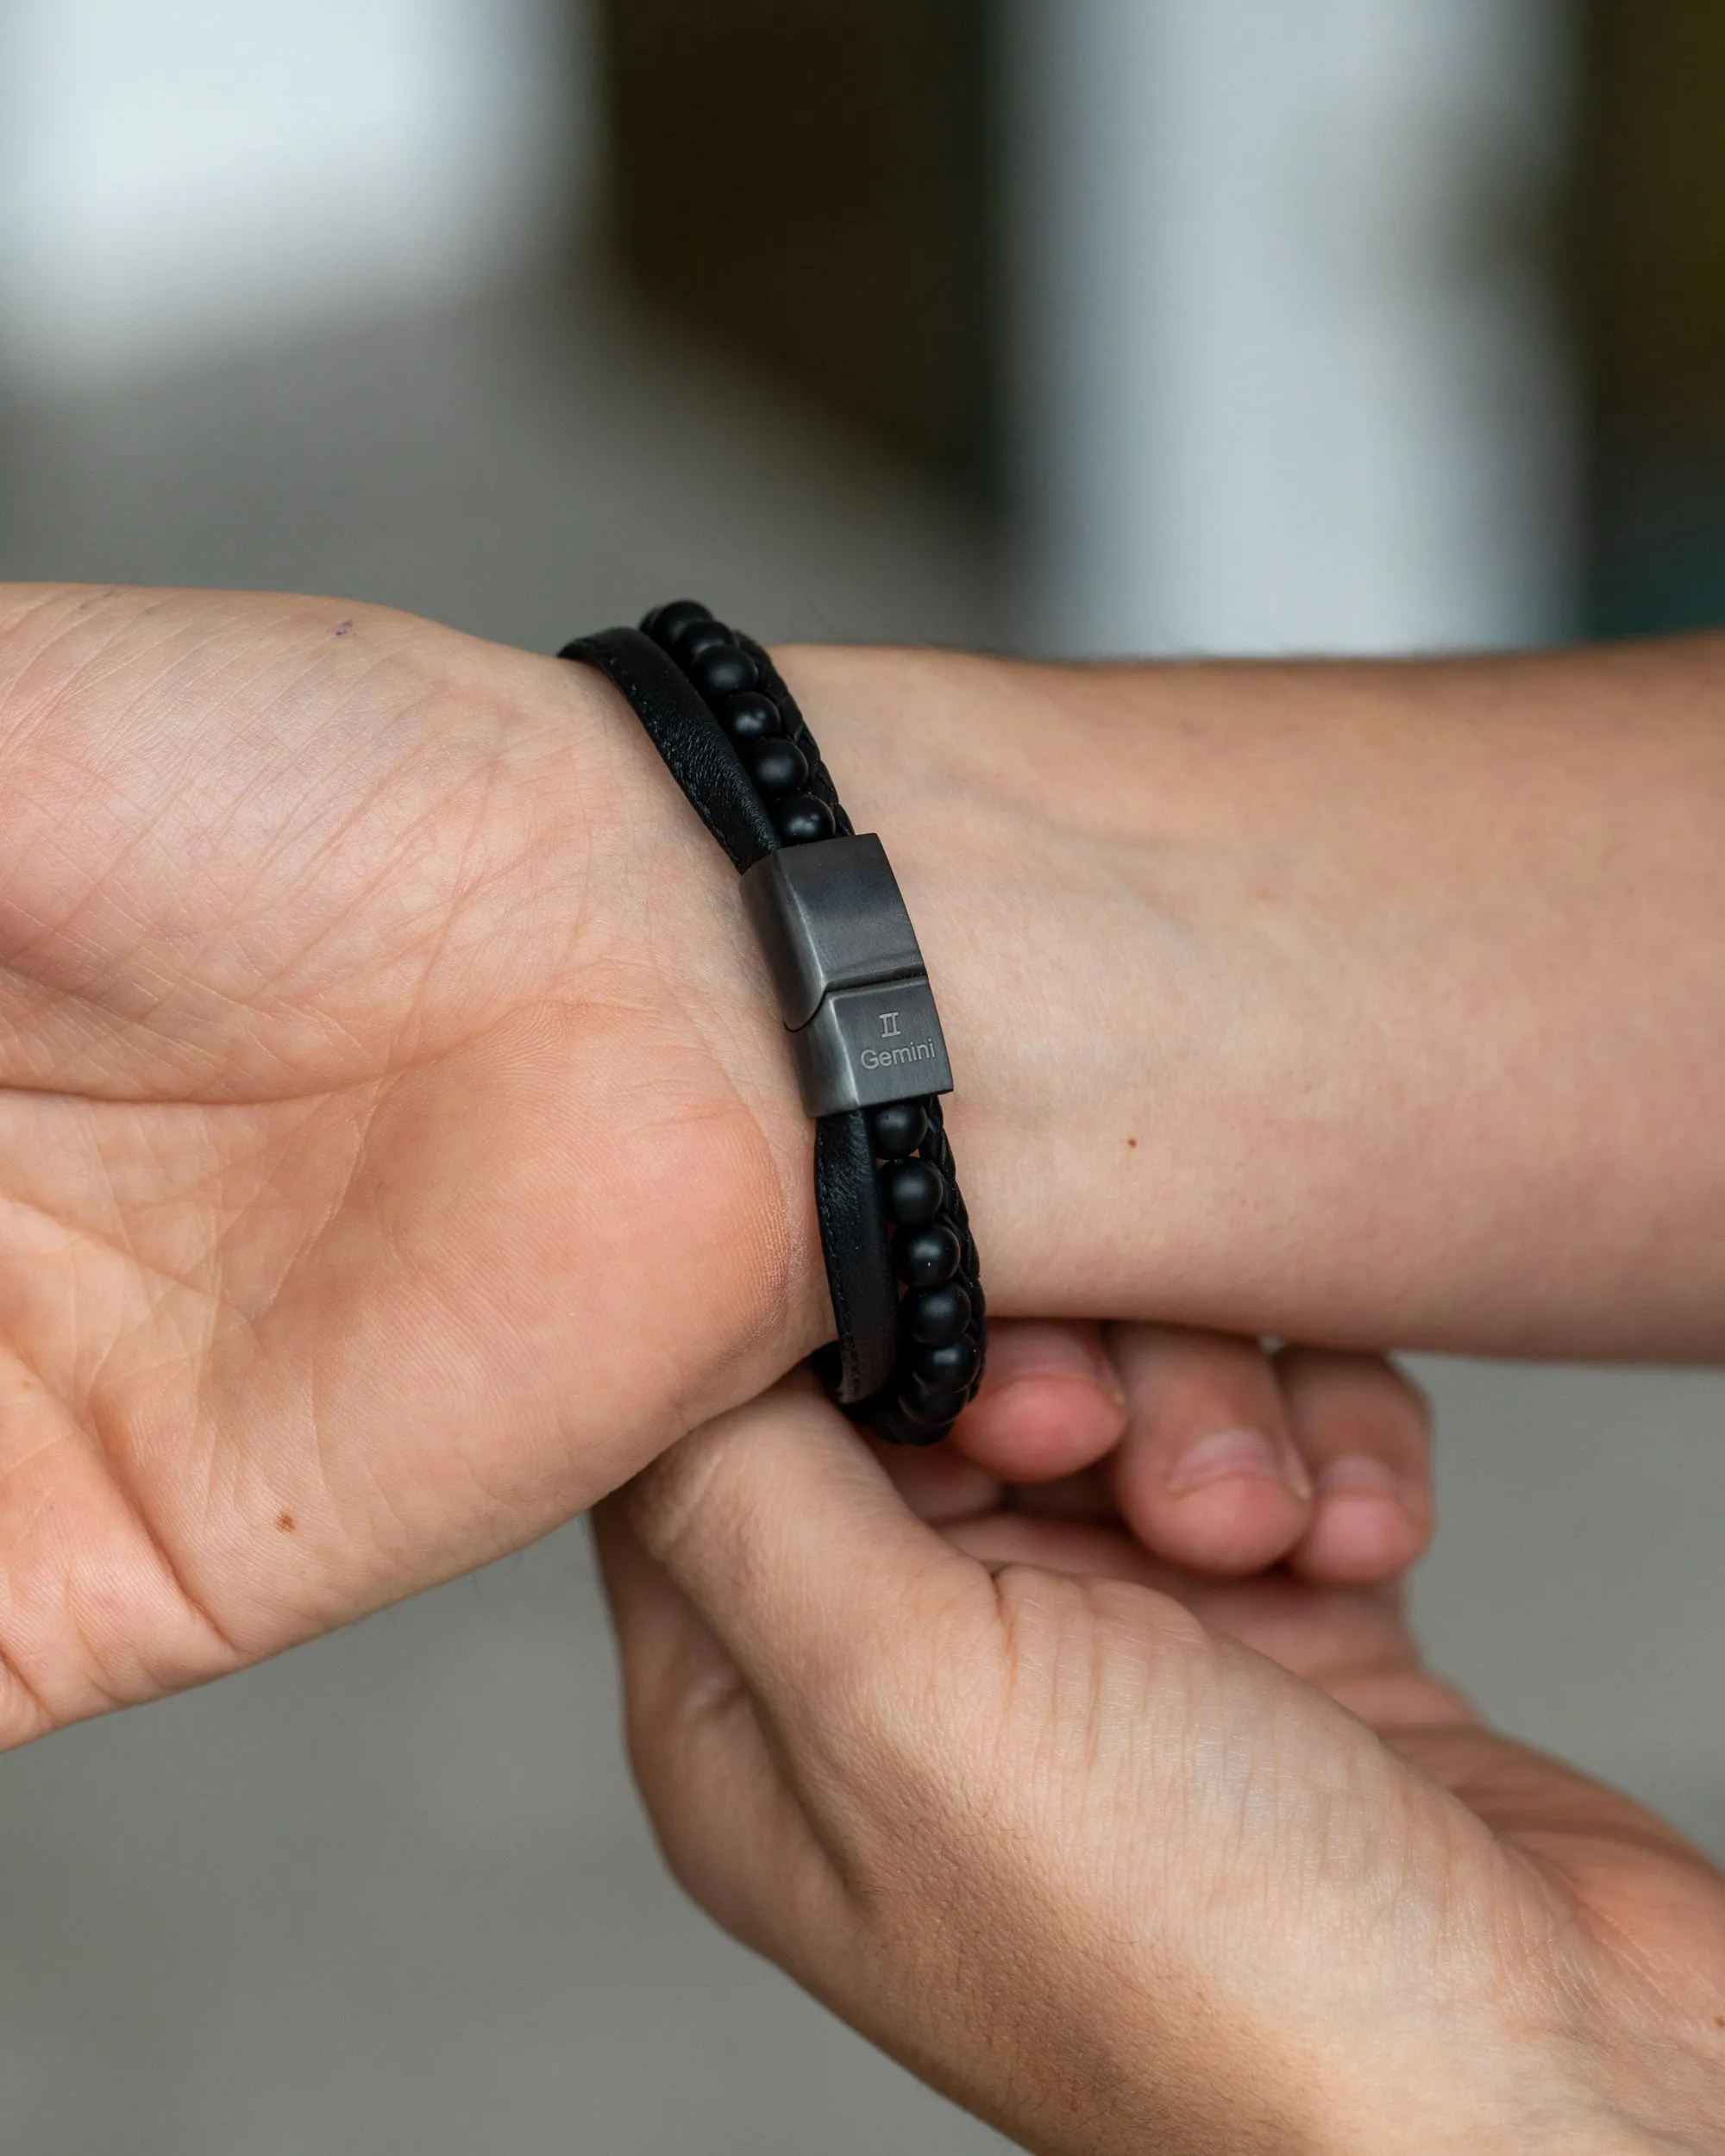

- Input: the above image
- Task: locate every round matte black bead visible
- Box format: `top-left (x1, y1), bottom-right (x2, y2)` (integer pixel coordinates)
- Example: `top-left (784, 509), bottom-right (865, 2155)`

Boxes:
top-left (881, 1159), bottom-right (945, 1226)
top-left (648, 599), bottom-right (710, 649)
top-left (774, 793), bottom-right (836, 845)
top-left (906, 1282), bottom-right (971, 1346)
top-left (868, 1398), bottom-right (950, 1448)
top-left (894, 1225), bottom-right (962, 1288)
top-left (690, 642), bottom-right (758, 703)
top-left (721, 691), bottom-right (781, 743)
top-left (913, 1336), bottom-right (981, 1394)
top-left (745, 737), bottom-right (810, 796)
top-left (871, 1101), bottom-right (929, 1159)
top-left (674, 618), bottom-right (731, 667)
top-left (896, 1385), bottom-right (966, 1433)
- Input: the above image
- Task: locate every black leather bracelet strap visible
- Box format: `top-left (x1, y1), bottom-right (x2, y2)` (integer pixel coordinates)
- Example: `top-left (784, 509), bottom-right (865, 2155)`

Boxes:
top-left (559, 602), bottom-right (985, 1446)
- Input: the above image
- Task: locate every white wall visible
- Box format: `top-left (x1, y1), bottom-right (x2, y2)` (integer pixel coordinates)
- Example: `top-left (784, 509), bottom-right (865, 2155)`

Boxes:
top-left (1011, 0), bottom-right (1579, 657)
top-left (0, 0), bottom-right (586, 386)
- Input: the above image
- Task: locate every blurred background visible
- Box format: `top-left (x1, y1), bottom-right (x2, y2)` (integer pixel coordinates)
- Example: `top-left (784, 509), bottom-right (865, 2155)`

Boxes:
top-left (0, 3), bottom-right (1722, 2151)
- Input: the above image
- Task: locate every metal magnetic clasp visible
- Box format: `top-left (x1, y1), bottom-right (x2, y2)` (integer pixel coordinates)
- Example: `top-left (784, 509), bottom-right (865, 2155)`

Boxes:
top-left (740, 834), bottom-right (955, 1119)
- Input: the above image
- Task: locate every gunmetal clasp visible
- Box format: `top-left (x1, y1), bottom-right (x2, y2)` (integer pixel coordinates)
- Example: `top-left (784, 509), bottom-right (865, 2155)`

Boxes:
top-left (740, 834), bottom-right (955, 1118)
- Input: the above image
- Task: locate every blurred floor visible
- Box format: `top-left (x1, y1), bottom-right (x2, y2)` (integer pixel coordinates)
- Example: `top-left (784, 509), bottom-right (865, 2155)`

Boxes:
top-left (0, 289), bottom-right (1720, 2156)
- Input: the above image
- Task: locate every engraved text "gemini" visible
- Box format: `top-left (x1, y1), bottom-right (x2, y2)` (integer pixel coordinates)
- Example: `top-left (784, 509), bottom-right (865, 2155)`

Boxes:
top-left (861, 1040), bottom-right (938, 1071)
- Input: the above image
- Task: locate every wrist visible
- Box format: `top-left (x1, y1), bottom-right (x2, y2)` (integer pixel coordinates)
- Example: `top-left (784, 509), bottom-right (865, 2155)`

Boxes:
top-left (779, 641), bottom-right (1725, 1360)
top-left (770, 643), bottom-right (1271, 1333)
top-left (539, 649), bottom-right (833, 1402)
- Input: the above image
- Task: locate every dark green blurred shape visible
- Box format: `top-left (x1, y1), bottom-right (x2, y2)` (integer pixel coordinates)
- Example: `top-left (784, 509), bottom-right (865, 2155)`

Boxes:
top-left (1576, 0), bottom-right (1725, 634)
top-left (597, 0), bottom-right (1000, 501)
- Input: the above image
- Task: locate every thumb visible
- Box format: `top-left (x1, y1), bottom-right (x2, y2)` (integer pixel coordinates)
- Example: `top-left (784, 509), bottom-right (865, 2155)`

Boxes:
top-left (619, 1377), bottom-right (994, 1733)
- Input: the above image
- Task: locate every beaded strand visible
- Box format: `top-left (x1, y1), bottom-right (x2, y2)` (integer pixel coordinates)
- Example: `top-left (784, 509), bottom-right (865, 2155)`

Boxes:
top-left (642, 599), bottom-right (987, 1445)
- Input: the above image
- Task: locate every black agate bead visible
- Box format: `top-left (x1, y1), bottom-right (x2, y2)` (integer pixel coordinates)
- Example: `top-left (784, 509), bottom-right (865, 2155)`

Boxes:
top-left (897, 1383), bottom-right (967, 1432)
top-left (870, 1399), bottom-right (950, 1449)
top-left (906, 1283), bottom-right (971, 1346)
top-left (674, 618), bottom-right (731, 667)
top-left (690, 642), bottom-right (758, 702)
top-left (881, 1160), bottom-right (945, 1225)
top-left (722, 691), bottom-right (781, 743)
top-left (870, 1101), bottom-right (928, 1159)
top-left (894, 1225), bottom-right (962, 1288)
top-left (775, 793), bottom-right (835, 845)
top-left (913, 1336), bottom-right (981, 1394)
top-left (745, 738), bottom-right (810, 796)
top-left (645, 599), bottom-right (710, 648)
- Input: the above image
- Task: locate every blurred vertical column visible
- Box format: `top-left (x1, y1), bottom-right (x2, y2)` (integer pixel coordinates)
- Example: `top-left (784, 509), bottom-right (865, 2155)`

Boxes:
top-left (0, 0), bottom-right (586, 387)
top-left (1009, 0), bottom-right (1579, 657)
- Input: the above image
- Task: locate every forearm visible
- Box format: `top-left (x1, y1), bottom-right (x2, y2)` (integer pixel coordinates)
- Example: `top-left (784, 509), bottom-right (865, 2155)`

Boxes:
top-left (5, 580), bottom-right (1721, 1737)
top-left (777, 637), bottom-right (1725, 1360)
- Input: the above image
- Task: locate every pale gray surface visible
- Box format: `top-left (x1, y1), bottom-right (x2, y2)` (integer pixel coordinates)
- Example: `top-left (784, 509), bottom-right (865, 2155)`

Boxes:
top-left (0, 287), bottom-right (998, 657)
top-left (0, 291), bottom-right (1721, 2154)
top-left (1414, 1359), bottom-right (1725, 1858)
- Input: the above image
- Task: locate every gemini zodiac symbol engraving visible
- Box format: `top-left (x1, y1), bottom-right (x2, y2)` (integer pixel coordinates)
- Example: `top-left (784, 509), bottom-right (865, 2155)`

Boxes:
top-left (860, 1012), bottom-right (939, 1073)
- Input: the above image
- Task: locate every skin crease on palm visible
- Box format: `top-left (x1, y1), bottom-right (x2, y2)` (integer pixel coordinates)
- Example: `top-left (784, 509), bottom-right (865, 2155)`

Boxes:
top-left (0, 581), bottom-right (836, 1738)
top-left (0, 583), bottom-right (1436, 1743)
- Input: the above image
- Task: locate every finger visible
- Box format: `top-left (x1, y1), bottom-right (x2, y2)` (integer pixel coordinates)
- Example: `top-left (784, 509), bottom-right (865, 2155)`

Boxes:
top-left (1104, 1326), bottom-right (1314, 1576)
top-left (618, 1380), bottom-right (993, 1739)
top-left (1005, 1466), bottom-right (1117, 1522)
top-left (589, 1502), bottom-right (842, 1960)
top-left (947, 1510), bottom-right (1176, 1589)
top-left (949, 1321), bottom-right (1128, 1481)
top-left (591, 1496), bottom-right (747, 1750)
top-left (943, 1511), bottom-right (1471, 1731)
top-left (1275, 1351), bottom-right (1433, 1586)
top-left (871, 1438), bottom-right (1002, 1526)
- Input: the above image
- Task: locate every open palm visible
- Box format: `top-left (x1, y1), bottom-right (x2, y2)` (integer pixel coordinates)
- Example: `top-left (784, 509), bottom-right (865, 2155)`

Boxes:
top-left (0, 584), bottom-right (812, 1743)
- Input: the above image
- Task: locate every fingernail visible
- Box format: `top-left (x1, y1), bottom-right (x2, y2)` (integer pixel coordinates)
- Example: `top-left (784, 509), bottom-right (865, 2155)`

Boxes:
top-left (1165, 1426), bottom-right (1310, 1499)
top-left (1315, 1456), bottom-right (1405, 1503)
top-left (984, 1327), bottom-right (1124, 1404)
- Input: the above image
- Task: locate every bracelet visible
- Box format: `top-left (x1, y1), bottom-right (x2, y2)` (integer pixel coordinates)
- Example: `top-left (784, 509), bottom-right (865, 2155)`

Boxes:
top-left (559, 601), bottom-right (986, 1446)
